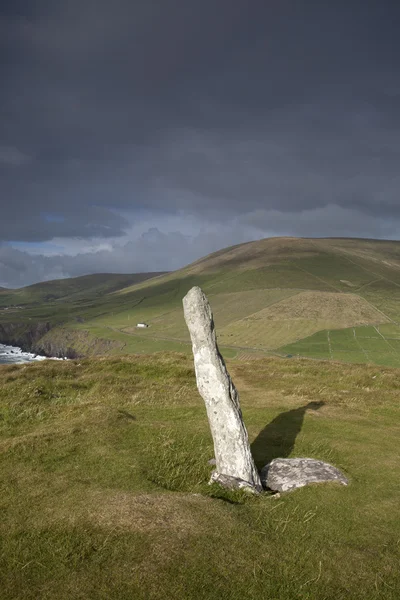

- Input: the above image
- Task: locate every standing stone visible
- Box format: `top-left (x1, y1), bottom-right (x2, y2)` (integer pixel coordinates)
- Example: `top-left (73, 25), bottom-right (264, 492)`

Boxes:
top-left (183, 286), bottom-right (262, 492)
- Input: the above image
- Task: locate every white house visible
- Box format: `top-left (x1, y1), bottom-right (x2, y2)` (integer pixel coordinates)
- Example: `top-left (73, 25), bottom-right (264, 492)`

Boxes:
top-left (136, 323), bottom-right (149, 328)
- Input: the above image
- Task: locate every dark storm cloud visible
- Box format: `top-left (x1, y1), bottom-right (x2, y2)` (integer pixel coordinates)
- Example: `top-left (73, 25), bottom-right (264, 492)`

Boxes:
top-left (0, 0), bottom-right (400, 285)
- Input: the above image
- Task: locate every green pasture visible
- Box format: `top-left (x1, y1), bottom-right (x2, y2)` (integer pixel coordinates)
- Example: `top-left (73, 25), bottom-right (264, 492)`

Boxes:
top-left (1, 354), bottom-right (399, 599)
top-left (279, 324), bottom-right (400, 367)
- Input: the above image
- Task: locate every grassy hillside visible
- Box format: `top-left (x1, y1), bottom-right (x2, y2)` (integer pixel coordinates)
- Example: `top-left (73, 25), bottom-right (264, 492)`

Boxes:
top-left (1, 353), bottom-right (399, 599)
top-left (0, 272), bottom-right (166, 307)
top-left (2, 237), bottom-right (400, 366)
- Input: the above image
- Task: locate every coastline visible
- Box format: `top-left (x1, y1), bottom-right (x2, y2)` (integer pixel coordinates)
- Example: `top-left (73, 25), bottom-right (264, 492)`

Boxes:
top-left (0, 343), bottom-right (66, 365)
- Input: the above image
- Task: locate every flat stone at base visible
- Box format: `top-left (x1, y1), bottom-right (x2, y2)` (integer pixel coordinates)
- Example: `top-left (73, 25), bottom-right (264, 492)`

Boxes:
top-left (209, 471), bottom-right (260, 494)
top-left (260, 458), bottom-right (348, 493)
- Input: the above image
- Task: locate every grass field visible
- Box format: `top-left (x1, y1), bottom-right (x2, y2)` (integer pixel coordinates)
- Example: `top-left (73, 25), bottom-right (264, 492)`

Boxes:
top-left (1, 353), bottom-right (400, 599)
top-left (279, 324), bottom-right (400, 367)
top-left (3, 237), bottom-right (400, 367)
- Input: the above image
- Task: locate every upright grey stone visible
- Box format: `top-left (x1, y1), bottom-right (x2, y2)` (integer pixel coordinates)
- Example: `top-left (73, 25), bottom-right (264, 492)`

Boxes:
top-left (183, 286), bottom-right (262, 492)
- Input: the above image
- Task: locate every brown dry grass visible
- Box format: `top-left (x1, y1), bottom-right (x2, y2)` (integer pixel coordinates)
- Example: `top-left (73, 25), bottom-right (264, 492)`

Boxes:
top-left (216, 291), bottom-right (390, 351)
top-left (31, 485), bottom-right (218, 534)
top-left (251, 290), bottom-right (388, 326)
top-left (186, 237), bottom-right (321, 273)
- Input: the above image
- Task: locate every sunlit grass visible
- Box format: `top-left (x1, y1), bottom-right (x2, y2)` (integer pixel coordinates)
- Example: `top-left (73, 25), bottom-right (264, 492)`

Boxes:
top-left (1, 353), bottom-right (400, 599)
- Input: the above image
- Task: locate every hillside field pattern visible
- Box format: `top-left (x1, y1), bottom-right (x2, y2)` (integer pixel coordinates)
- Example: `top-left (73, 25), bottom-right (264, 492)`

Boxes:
top-left (2, 237), bottom-right (400, 368)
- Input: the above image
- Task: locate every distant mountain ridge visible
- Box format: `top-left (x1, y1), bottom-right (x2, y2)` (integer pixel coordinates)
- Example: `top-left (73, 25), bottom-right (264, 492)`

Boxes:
top-left (0, 272), bottom-right (167, 305)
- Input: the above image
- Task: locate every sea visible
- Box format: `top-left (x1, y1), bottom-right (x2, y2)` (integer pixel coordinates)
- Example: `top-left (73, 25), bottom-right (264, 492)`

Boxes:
top-left (0, 344), bottom-right (64, 365)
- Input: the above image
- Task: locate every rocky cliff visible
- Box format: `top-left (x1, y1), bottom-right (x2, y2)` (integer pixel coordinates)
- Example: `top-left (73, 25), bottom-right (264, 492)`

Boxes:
top-left (0, 321), bottom-right (123, 359)
top-left (0, 321), bottom-right (52, 354)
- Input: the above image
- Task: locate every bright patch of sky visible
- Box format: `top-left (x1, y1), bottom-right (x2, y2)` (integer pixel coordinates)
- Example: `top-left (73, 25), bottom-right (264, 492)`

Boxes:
top-left (5, 241), bottom-right (66, 255)
top-left (42, 213), bottom-right (65, 223)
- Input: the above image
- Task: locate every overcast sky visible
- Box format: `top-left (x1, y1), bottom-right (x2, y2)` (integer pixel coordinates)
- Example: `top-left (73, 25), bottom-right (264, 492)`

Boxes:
top-left (1, 0), bottom-right (399, 287)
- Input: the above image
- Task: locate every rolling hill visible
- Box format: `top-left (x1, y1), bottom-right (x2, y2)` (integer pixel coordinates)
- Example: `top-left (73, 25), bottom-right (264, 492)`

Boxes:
top-left (0, 272), bottom-right (166, 307)
top-left (2, 237), bottom-right (400, 366)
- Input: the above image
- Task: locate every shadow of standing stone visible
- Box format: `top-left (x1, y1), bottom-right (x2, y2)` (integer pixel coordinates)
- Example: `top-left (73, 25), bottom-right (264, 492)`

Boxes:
top-left (251, 401), bottom-right (324, 470)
